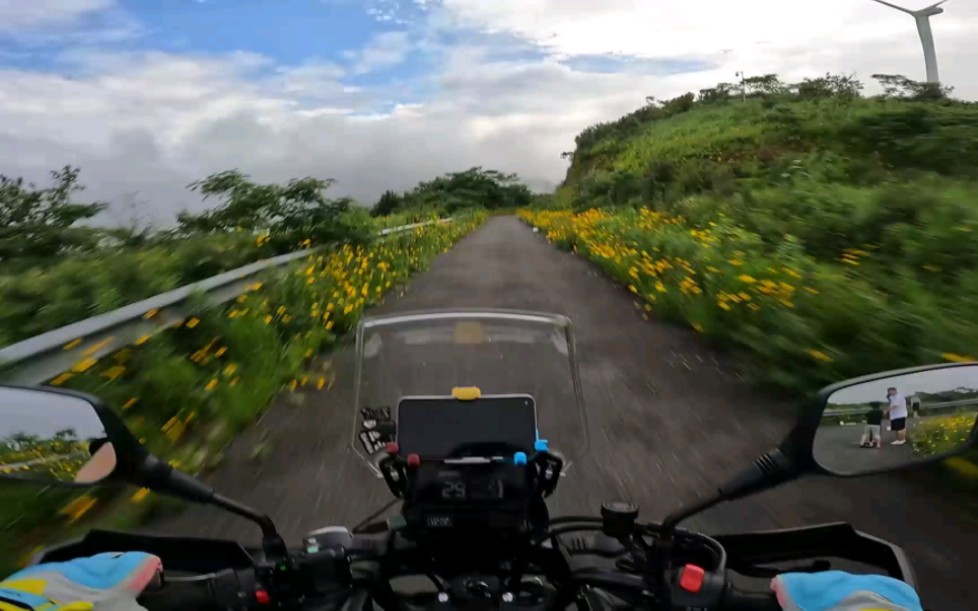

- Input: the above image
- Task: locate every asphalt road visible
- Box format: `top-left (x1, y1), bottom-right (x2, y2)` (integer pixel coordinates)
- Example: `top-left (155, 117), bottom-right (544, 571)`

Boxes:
top-left (150, 216), bottom-right (978, 609)
top-left (813, 419), bottom-right (922, 473)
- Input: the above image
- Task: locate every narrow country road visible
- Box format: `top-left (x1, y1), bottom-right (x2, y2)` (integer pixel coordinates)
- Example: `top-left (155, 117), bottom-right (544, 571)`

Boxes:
top-left (150, 216), bottom-right (977, 609)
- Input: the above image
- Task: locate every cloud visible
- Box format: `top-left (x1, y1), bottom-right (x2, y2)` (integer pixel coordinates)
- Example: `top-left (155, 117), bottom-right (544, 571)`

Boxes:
top-left (348, 31), bottom-right (412, 74)
top-left (1, 0), bottom-right (977, 226)
top-left (0, 0), bottom-right (142, 48)
top-left (0, 0), bottom-right (113, 32)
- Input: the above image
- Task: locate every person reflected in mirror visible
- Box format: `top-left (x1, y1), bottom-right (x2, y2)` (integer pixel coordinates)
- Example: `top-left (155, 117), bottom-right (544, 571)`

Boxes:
top-left (909, 394), bottom-right (921, 419)
top-left (860, 402), bottom-right (883, 448)
top-left (884, 387), bottom-right (909, 445)
top-left (74, 438), bottom-right (117, 484)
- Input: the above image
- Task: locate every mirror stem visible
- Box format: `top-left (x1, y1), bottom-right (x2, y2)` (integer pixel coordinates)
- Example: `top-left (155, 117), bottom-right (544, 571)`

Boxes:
top-left (661, 449), bottom-right (796, 533)
top-left (212, 493), bottom-right (289, 559)
top-left (138, 455), bottom-right (288, 559)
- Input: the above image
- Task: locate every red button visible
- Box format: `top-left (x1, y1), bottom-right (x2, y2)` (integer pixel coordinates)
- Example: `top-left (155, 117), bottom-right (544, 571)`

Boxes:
top-left (407, 453), bottom-right (421, 467)
top-left (679, 564), bottom-right (705, 592)
top-left (386, 442), bottom-right (399, 455)
top-left (255, 590), bottom-right (270, 605)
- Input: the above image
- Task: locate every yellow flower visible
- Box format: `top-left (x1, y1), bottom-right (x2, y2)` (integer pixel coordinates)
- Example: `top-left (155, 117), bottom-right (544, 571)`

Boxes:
top-left (205, 378), bottom-right (219, 391)
top-left (806, 349), bottom-right (833, 363)
top-left (942, 353), bottom-right (976, 363)
top-left (102, 365), bottom-right (126, 381)
top-left (71, 357), bottom-right (99, 373)
top-left (49, 372), bottom-right (73, 386)
top-left (60, 495), bottom-right (97, 522)
top-left (186, 317), bottom-right (200, 329)
top-left (737, 274), bottom-right (756, 284)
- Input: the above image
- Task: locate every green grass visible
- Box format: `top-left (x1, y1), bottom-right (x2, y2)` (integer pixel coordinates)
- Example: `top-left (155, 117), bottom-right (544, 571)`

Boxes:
top-left (522, 80), bottom-right (978, 500)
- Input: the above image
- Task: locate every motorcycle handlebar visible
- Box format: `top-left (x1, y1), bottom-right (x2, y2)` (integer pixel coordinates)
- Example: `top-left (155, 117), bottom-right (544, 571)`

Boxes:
top-left (719, 585), bottom-right (782, 611)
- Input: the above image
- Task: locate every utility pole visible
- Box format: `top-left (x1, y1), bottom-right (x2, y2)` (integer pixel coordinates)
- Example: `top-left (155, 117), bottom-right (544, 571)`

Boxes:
top-left (735, 71), bottom-right (747, 102)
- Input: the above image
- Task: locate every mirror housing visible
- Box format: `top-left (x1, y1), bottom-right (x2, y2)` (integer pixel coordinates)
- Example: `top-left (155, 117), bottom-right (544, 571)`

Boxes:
top-left (811, 362), bottom-right (978, 477)
top-left (662, 362), bottom-right (978, 532)
top-left (0, 384), bottom-right (287, 558)
top-left (0, 385), bottom-right (142, 487)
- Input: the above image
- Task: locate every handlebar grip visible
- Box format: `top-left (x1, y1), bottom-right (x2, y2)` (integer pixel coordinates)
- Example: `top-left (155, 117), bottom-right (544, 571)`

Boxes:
top-left (138, 569), bottom-right (259, 611)
top-left (721, 585), bottom-right (782, 611)
top-left (139, 578), bottom-right (216, 611)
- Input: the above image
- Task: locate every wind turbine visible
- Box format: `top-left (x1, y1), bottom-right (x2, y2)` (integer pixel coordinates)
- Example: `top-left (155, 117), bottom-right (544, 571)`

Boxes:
top-left (869, 0), bottom-right (949, 83)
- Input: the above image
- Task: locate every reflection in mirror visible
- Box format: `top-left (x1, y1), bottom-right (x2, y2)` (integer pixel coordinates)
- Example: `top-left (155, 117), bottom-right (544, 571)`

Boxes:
top-left (813, 365), bottom-right (978, 476)
top-left (0, 387), bottom-right (116, 484)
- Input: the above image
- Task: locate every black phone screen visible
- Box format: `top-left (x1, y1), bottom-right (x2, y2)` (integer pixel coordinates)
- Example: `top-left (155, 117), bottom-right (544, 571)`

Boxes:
top-left (396, 396), bottom-right (537, 458)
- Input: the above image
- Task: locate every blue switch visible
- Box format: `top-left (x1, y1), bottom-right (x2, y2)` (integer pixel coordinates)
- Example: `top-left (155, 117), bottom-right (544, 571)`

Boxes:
top-left (534, 439), bottom-right (549, 452)
top-left (513, 451), bottom-right (527, 465)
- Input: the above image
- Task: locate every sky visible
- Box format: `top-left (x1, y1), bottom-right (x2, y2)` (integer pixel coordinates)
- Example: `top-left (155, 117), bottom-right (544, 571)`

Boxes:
top-left (1, 0), bottom-right (977, 225)
top-left (1, 387), bottom-right (106, 439)
top-left (828, 365), bottom-right (978, 405)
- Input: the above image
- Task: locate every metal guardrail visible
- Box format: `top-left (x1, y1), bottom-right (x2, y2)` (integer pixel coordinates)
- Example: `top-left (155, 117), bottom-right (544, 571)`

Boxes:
top-left (0, 218), bottom-right (452, 385)
top-left (824, 396), bottom-right (978, 417)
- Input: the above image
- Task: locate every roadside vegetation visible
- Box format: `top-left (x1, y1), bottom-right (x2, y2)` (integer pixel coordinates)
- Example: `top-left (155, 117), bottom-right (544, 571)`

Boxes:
top-left (0, 162), bottom-right (532, 572)
top-left (519, 72), bottom-right (978, 483)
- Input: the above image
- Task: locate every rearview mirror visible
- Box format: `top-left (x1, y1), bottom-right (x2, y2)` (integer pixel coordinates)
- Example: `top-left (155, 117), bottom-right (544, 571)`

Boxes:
top-left (0, 383), bottom-right (289, 557)
top-left (813, 363), bottom-right (978, 476)
top-left (0, 386), bottom-right (118, 485)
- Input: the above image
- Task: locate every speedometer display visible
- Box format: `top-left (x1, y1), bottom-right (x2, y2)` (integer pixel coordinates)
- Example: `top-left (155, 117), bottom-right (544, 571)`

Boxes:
top-left (440, 477), bottom-right (504, 501)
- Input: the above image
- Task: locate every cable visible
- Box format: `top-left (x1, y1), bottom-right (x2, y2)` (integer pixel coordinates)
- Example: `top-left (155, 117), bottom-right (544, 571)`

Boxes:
top-left (352, 498), bottom-right (401, 533)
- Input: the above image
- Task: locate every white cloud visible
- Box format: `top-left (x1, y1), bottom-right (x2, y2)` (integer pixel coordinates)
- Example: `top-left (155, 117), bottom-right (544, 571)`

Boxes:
top-left (348, 31), bottom-right (412, 74)
top-left (0, 0), bottom-right (113, 32)
top-left (0, 0), bottom-right (142, 47)
top-left (0, 0), bottom-right (976, 226)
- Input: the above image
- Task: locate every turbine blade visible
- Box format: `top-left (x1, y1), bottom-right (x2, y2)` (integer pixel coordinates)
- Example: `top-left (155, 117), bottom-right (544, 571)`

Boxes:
top-left (869, 0), bottom-right (915, 14)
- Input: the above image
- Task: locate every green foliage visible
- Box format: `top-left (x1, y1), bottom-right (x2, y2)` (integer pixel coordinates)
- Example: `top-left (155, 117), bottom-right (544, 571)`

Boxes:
top-left (0, 167), bottom-right (107, 264)
top-left (372, 190), bottom-right (402, 217)
top-left (177, 170), bottom-right (371, 246)
top-left (372, 167), bottom-right (533, 217)
top-left (530, 70), bottom-right (978, 395)
top-left (0, 166), bottom-right (523, 347)
top-left (0, 212), bottom-right (488, 575)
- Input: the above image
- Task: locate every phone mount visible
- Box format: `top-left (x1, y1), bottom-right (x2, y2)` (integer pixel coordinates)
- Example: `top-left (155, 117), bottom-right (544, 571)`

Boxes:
top-left (377, 440), bottom-right (563, 500)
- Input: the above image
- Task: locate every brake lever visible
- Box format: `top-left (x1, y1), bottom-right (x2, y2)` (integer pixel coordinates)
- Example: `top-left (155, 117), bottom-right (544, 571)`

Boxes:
top-left (733, 559), bottom-right (832, 578)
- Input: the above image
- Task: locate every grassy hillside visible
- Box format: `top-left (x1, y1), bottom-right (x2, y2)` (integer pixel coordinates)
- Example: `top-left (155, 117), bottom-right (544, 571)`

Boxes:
top-left (521, 75), bottom-right (978, 496)
top-left (527, 74), bottom-right (978, 391)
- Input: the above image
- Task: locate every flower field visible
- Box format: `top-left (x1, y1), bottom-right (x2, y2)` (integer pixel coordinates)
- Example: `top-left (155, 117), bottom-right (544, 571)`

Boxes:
top-left (912, 412), bottom-right (978, 458)
top-left (518, 207), bottom-right (977, 393)
top-left (0, 211), bottom-right (486, 574)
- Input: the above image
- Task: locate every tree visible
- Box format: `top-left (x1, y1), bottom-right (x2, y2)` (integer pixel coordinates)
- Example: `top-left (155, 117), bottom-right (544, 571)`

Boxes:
top-left (372, 190), bottom-right (402, 217)
top-left (396, 167), bottom-right (532, 214)
top-left (0, 166), bottom-right (106, 262)
top-left (743, 74), bottom-right (786, 97)
top-left (177, 170), bottom-right (370, 247)
top-left (698, 83), bottom-right (734, 104)
top-left (872, 74), bottom-right (953, 101)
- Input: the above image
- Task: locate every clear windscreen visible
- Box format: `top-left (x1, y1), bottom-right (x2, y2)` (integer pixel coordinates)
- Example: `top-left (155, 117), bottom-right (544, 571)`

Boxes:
top-left (352, 310), bottom-right (589, 476)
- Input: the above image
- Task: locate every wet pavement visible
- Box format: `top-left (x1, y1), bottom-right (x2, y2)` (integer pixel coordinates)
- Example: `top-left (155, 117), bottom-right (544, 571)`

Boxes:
top-left (150, 216), bottom-right (977, 609)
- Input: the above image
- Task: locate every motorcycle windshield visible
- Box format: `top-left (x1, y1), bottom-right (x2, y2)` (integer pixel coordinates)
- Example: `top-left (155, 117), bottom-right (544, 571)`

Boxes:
top-left (352, 309), bottom-right (589, 477)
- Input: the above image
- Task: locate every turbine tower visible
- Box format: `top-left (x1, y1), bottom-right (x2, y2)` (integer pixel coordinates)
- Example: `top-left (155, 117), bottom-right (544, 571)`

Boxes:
top-left (869, 0), bottom-right (948, 83)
